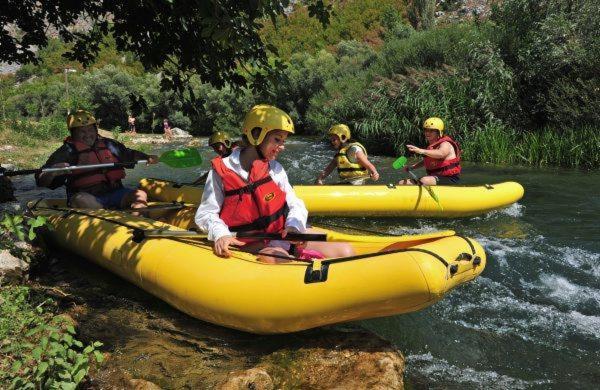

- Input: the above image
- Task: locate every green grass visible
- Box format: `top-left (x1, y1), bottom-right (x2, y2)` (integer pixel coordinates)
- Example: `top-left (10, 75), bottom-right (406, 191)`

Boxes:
top-left (461, 124), bottom-right (600, 169)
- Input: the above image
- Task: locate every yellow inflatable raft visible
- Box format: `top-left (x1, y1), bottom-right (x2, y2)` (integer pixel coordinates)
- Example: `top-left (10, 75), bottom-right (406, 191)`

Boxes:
top-left (29, 199), bottom-right (486, 334)
top-left (139, 178), bottom-right (524, 218)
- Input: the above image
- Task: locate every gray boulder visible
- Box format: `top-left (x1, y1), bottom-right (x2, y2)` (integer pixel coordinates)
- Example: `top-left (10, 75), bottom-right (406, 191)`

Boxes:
top-left (0, 249), bottom-right (29, 285)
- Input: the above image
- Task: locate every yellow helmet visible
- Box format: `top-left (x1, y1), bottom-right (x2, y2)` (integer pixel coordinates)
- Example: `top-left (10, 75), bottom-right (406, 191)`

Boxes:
top-left (242, 104), bottom-right (294, 146)
top-left (328, 124), bottom-right (351, 142)
top-left (208, 131), bottom-right (232, 148)
top-left (423, 117), bottom-right (444, 135)
top-left (67, 110), bottom-right (97, 130)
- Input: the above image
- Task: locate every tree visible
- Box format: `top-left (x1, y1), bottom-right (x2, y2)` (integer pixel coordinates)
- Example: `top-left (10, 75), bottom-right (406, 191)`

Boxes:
top-left (0, 0), bottom-right (331, 94)
top-left (407, 0), bottom-right (436, 30)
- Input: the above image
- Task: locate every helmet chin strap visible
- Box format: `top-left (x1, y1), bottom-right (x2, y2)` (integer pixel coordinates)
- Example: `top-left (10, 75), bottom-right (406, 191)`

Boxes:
top-left (255, 145), bottom-right (266, 160)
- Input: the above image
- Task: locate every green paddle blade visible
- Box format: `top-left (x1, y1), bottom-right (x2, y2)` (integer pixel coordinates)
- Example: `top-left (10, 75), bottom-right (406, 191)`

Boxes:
top-left (392, 156), bottom-right (408, 170)
top-left (159, 148), bottom-right (202, 168)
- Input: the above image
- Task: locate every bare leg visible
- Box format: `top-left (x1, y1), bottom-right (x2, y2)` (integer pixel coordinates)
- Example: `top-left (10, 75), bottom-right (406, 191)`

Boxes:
top-left (121, 189), bottom-right (148, 209)
top-left (303, 228), bottom-right (355, 258)
top-left (419, 176), bottom-right (437, 186)
top-left (257, 246), bottom-right (292, 264)
top-left (69, 192), bottom-right (103, 209)
top-left (398, 176), bottom-right (437, 186)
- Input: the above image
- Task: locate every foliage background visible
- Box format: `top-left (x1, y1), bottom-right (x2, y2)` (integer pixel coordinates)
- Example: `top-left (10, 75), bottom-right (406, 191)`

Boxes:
top-left (1, 0), bottom-right (598, 168)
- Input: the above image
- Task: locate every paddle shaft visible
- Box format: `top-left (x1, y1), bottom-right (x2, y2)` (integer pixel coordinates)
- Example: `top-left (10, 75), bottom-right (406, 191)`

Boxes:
top-left (138, 229), bottom-right (328, 241)
top-left (406, 168), bottom-right (443, 209)
top-left (1, 161), bottom-right (148, 177)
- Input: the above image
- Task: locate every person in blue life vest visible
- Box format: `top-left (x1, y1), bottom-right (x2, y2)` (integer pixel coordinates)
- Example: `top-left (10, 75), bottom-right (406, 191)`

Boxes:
top-left (192, 131), bottom-right (242, 185)
top-left (398, 117), bottom-right (462, 186)
top-left (36, 110), bottom-right (158, 209)
top-left (195, 105), bottom-right (355, 263)
top-left (315, 124), bottom-right (379, 185)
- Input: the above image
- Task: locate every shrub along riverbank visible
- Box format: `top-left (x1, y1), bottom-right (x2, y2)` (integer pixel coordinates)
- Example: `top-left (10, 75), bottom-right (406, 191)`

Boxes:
top-left (1, 0), bottom-right (598, 169)
top-left (0, 220), bottom-right (103, 388)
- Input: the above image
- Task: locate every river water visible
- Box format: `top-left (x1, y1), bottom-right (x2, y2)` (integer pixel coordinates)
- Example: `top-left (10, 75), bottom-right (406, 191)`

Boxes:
top-left (12, 136), bottom-right (600, 388)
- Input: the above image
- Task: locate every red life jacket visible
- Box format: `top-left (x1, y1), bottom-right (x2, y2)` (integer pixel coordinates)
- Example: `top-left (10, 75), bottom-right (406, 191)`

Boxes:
top-left (64, 136), bottom-right (125, 191)
top-left (424, 136), bottom-right (462, 176)
top-left (211, 156), bottom-right (288, 237)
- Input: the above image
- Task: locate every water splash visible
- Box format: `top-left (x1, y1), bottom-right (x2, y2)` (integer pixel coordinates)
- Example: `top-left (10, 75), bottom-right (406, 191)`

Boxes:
top-left (406, 352), bottom-right (552, 389)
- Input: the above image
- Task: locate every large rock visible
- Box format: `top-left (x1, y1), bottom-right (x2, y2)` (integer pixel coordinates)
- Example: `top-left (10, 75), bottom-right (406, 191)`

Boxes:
top-left (219, 368), bottom-right (273, 390)
top-left (0, 249), bottom-right (29, 285)
top-left (171, 127), bottom-right (192, 137)
top-left (218, 330), bottom-right (405, 389)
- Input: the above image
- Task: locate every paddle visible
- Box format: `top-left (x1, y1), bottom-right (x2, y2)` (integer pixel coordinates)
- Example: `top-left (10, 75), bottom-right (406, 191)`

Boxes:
top-left (392, 156), bottom-right (443, 210)
top-left (132, 229), bottom-right (328, 243)
top-left (0, 148), bottom-right (202, 177)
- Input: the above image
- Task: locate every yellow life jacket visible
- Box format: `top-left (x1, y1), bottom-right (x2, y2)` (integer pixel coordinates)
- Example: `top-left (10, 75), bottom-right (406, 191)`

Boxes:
top-left (335, 142), bottom-right (368, 180)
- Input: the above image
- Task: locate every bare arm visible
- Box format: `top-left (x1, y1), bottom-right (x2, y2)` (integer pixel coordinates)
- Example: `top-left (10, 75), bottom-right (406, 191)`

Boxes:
top-left (355, 150), bottom-right (379, 181)
top-left (315, 158), bottom-right (337, 184)
top-left (407, 142), bottom-right (453, 160)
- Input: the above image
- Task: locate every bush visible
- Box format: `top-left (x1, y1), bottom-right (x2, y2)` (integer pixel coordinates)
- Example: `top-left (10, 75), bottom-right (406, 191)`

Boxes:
top-left (0, 286), bottom-right (104, 389)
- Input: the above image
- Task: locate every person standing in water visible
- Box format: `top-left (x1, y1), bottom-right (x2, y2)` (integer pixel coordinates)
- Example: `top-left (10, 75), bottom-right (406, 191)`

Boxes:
top-left (315, 124), bottom-right (379, 185)
top-left (398, 117), bottom-right (461, 186)
top-left (195, 105), bottom-right (354, 263)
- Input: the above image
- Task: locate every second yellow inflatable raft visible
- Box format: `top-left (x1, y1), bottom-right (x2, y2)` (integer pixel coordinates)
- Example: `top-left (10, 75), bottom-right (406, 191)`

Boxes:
top-left (139, 178), bottom-right (524, 218)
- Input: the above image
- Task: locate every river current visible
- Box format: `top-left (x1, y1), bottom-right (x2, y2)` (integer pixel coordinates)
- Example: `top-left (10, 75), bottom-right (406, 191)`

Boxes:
top-left (12, 136), bottom-right (600, 388)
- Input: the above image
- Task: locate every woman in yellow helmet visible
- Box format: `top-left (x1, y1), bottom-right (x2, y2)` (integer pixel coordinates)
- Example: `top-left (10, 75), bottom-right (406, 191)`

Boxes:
top-left (399, 117), bottom-right (462, 186)
top-left (315, 124), bottom-right (379, 185)
top-left (194, 105), bottom-right (354, 263)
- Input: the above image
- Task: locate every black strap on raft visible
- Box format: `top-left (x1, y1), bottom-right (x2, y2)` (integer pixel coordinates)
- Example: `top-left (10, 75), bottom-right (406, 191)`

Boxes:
top-left (454, 235), bottom-right (482, 267)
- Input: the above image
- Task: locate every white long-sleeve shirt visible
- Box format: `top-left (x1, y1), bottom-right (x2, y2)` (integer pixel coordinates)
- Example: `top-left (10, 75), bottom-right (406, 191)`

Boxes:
top-left (194, 148), bottom-right (307, 243)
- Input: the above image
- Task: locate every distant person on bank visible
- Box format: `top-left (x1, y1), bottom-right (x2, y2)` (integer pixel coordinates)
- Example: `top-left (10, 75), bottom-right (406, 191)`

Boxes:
top-left (163, 118), bottom-right (174, 141)
top-left (36, 110), bottom-right (158, 209)
top-left (127, 114), bottom-right (136, 134)
top-left (192, 131), bottom-right (242, 185)
top-left (398, 117), bottom-right (462, 186)
top-left (315, 124), bottom-right (379, 185)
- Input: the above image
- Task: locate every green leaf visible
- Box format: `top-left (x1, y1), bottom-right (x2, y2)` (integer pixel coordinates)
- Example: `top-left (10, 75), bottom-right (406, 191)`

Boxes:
top-left (93, 350), bottom-right (105, 363)
top-left (31, 347), bottom-right (43, 360)
top-left (35, 361), bottom-right (49, 378)
top-left (11, 360), bottom-right (23, 373)
top-left (73, 368), bottom-right (87, 383)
